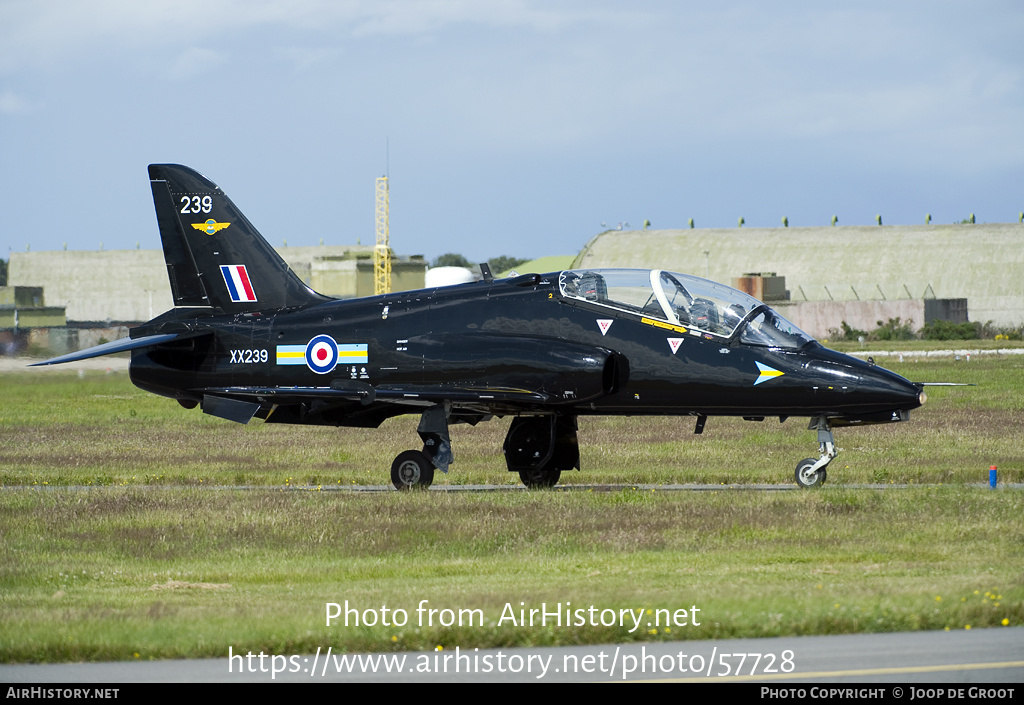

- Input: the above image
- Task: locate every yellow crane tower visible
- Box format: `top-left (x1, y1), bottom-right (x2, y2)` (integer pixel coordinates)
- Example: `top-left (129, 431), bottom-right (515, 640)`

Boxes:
top-left (374, 176), bottom-right (391, 295)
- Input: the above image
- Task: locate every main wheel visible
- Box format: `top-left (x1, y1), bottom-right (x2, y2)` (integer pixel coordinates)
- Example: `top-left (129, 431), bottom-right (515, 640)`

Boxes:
top-left (794, 458), bottom-right (827, 488)
top-left (504, 417), bottom-right (552, 470)
top-left (518, 467), bottom-right (561, 488)
top-left (391, 450), bottom-right (435, 490)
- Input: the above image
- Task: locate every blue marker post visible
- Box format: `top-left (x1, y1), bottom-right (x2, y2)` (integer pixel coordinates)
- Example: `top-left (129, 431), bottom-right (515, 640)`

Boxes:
top-left (989, 465), bottom-right (998, 489)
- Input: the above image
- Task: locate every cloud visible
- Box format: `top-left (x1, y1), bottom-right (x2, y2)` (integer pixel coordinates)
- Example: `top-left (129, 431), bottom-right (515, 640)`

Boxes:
top-left (1, 0), bottom-right (1022, 251)
top-left (0, 1), bottom-right (268, 72)
top-left (346, 0), bottom-right (604, 36)
top-left (0, 0), bottom-right (635, 74)
top-left (166, 47), bottom-right (227, 80)
top-left (0, 89), bottom-right (33, 114)
top-left (274, 46), bottom-right (344, 72)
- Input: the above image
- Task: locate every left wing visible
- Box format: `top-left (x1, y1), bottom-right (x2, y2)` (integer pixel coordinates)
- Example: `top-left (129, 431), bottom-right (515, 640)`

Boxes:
top-left (195, 383), bottom-right (554, 425)
top-left (202, 383), bottom-right (552, 407)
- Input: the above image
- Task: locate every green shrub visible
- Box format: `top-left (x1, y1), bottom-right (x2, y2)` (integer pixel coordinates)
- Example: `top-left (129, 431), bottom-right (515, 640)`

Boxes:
top-left (871, 317), bottom-right (916, 341)
top-left (835, 321), bottom-right (868, 341)
top-left (921, 320), bottom-right (979, 341)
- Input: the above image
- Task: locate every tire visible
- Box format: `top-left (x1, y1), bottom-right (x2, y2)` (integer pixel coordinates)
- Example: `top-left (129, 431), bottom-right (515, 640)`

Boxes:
top-left (518, 467), bottom-right (561, 488)
top-left (794, 458), bottom-right (826, 488)
top-left (391, 450), bottom-right (435, 490)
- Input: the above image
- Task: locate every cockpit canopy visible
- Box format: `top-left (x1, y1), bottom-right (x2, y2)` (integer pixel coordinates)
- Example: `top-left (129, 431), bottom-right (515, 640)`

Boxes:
top-left (558, 269), bottom-right (814, 349)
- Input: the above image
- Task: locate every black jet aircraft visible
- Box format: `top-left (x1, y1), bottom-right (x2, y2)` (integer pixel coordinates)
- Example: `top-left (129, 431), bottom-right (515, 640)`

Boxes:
top-left (36, 164), bottom-right (927, 489)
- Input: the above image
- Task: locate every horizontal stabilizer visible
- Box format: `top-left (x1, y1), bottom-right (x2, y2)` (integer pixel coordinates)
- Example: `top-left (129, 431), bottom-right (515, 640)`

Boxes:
top-left (29, 333), bottom-right (182, 367)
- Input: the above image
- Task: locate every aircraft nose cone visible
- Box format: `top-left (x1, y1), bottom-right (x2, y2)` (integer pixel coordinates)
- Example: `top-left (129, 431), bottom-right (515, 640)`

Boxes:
top-left (861, 364), bottom-right (923, 411)
top-left (809, 348), bottom-right (924, 416)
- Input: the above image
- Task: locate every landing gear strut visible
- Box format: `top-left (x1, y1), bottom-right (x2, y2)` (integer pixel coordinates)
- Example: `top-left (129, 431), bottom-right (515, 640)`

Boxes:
top-left (503, 415), bottom-right (579, 488)
top-left (390, 404), bottom-right (452, 490)
top-left (795, 416), bottom-right (838, 488)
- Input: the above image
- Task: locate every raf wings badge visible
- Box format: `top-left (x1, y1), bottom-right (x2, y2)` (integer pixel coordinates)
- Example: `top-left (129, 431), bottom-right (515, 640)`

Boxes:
top-left (192, 220), bottom-right (232, 235)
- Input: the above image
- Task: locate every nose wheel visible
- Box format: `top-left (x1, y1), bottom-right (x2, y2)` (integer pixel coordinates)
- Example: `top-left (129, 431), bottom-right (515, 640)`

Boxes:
top-left (795, 458), bottom-right (828, 488)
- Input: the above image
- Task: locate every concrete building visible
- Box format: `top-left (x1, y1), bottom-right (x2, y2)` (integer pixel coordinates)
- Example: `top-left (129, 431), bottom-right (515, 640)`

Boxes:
top-left (308, 251), bottom-right (428, 299)
top-left (572, 223), bottom-right (1023, 337)
top-left (0, 286), bottom-right (66, 326)
top-left (9, 250), bottom-right (170, 324)
top-left (0, 286), bottom-right (68, 355)
top-left (8, 246), bottom-right (427, 325)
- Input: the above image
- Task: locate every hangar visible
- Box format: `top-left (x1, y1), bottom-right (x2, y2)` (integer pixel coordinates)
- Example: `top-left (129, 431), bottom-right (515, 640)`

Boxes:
top-left (572, 223), bottom-right (1023, 337)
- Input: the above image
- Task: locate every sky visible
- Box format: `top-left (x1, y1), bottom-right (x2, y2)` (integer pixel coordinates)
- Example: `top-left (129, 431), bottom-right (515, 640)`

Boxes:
top-left (2, 1), bottom-right (1022, 265)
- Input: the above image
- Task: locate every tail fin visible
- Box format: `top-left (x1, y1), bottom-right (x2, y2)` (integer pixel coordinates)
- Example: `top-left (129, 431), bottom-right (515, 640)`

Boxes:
top-left (148, 164), bottom-right (329, 313)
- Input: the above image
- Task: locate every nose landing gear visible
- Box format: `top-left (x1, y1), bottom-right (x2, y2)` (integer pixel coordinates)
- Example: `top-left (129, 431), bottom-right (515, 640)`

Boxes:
top-left (795, 416), bottom-right (838, 488)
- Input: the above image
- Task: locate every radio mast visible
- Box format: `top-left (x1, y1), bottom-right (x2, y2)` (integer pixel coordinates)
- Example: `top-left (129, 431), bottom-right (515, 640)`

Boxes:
top-left (374, 175), bottom-right (391, 295)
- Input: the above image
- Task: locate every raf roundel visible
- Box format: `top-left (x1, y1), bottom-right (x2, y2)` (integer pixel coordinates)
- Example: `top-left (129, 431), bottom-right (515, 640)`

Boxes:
top-left (305, 334), bottom-right (339, 374)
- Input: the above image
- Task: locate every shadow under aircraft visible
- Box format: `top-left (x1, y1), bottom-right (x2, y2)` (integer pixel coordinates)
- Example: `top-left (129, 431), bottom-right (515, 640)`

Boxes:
top-left (36, 164), bottom-right (928, 489)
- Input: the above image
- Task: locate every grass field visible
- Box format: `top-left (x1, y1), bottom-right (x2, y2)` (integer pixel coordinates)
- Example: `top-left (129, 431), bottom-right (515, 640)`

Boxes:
top-left (1, 353), bottom-right (1022, 662)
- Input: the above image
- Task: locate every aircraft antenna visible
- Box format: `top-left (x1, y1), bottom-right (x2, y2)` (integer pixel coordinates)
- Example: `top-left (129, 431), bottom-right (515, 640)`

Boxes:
top-left (374, 175), bottom-right (392, 295)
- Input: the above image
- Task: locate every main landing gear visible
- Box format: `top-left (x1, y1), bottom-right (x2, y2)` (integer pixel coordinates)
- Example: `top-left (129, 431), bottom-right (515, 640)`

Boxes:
top-left (503, 415), bottom-right (579, 488)
top-left (795, 415), bottom-right (838, 488)
top-left (388, 408), bottom-right (580, 490)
